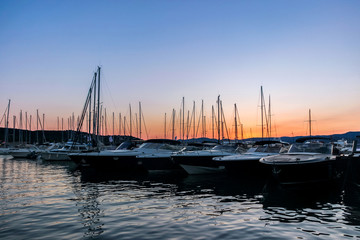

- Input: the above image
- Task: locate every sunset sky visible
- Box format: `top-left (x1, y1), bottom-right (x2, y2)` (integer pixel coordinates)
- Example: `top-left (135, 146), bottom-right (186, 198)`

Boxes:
top-left (1, 0), bottom-right (359, 140)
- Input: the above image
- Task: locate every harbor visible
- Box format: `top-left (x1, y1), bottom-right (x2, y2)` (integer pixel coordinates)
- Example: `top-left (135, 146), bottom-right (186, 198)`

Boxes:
top-left (1, 1), bottom-right (360, 239)
top-left (1, 64), bottom-right (360, 239)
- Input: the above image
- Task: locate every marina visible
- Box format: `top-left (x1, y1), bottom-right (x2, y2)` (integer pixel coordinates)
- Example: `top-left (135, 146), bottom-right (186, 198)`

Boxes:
top-left (1, 65), bottom-right (360, 239)
top-left (1, 1), bottom-right (360, 239)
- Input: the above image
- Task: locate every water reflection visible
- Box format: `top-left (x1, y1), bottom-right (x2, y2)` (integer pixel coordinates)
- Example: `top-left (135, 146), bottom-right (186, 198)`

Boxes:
top-left (2, 156), bottom-right (358, 239)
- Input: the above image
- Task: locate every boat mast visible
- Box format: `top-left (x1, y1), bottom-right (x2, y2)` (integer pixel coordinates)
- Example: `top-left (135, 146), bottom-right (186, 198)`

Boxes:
top-left (29, 115), bottom-right (32, 143)
top-left (88, 83), bottom-right (92, 140)
top-left (13, 116), bottom-right (15, 144)
top-left (96, 67), bottom-right (101, 144)
top-left (43, 113), bottom-right (46, 143)
top-left (212, 105), bottom-right (215, 140)
top-left (36, 109), bottom-right (39, 143)
top-left (92, 72), bottom-right (97, 140)
top-left (129, 104), bottom-right (132, 137)
top-left (309, 109), bottom-right (312, 138)
top-left (260, 86), bottom-right (264, 139)
top-left (19, 110), bottom-right (22, 144)
top-left (104, 108), bottom-right (107, 136)
top-left (217, 95), bottom-right (220, 143)
top-left (119, 113), bottom-right (121, 137)
top-left (61, 117), bottom-right (63, 143)
top-left (182, 97), bottom-right (185, 141)
top-left (5, 99), bottom-right (10, 145)
top-left (221, 100), bottom-right (224, 141)
top-left (179, 108), bottom-right (181, 140)
top-left (25, 112), bottom-right (28, 143)
top-left (164, 113), bottom-right (166, 139)
top-left (268, 95), bottom-right (271, 138)
top-left (172, 108), bottom-right (175, 140)
top-left (234, 103), bottom-right (238, 142)
top-left (112, 112), bottom-right (114, 144)
top-left (193, 101), bottom-right (196, 139)
top-left (123, 116), bottom-right (126, 136)
top-left (139, 102), bottom-right (142, 139)
top-left (201, 100), bottom-right (204, 138)
top-left (186, 110), bottom-right (189, 140)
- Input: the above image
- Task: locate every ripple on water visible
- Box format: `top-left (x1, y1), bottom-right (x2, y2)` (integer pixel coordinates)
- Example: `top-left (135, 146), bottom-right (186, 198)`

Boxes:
top-left (1, 157), bottom-right (360, 239)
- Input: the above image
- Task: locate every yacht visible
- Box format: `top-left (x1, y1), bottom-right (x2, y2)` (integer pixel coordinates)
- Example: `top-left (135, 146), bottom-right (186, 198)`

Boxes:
top-left (171, 144), bottom-right (247, 174)
top-left (69, 139), bottom-right (182, 172)
top-left (8, 145), bottom-right (42, 159)
top-left (260, 137), bottom-right (341, 186)
top-left (41, 142), bottom-right (89, 161)
top-left (213, 140), bottom-right (289, 176)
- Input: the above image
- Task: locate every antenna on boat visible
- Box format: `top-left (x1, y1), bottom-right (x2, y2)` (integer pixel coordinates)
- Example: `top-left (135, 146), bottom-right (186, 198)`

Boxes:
top-left (139, 102), bottom-right (142, 139)
top-left (164, 113), bottom-right (166, 139)
top-left (304, 109), bottom-right (316, 139)
top-left (234, 103), bottom-right (238, 143)
top-left (217, 95), bottom-right (221, 143)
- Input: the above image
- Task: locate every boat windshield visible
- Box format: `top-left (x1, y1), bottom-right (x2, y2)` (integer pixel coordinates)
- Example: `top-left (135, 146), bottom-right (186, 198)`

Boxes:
top-left (138, 143), bottom-right (164, 149)
top-left (288, 142), bottom-right (332, 154)
top-left (158, 144), bottom-right (183, 151)
top-left (115, 141), bottom-right (135, 150)
top-left (212, 145), bottom-right (237, 152)
top-left (254, 145), bottom-right (282, 153)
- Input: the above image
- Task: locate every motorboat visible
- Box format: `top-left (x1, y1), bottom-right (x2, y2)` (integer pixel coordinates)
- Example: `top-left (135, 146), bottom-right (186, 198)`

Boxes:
top-left (0, 144), bottom-right (10, 155)
top-left (69, 139), bottom-right (182, 172)
top-left (259, 137), bottom-right (341, 186)
top-left (171, 144), bottom-right (247, 174)
top-left (135, 142), bottom-right (185, 171)
top-left (8, 145), bottom-right (42, 159)
top-left (213, 140), bottom-right (289, 176)
top-left (41, 142), bottom-right (89, 161)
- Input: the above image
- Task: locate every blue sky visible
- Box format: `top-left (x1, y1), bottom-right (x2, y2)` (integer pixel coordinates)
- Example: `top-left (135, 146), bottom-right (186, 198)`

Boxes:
top-left (1, 0), bottom-right (359, 138)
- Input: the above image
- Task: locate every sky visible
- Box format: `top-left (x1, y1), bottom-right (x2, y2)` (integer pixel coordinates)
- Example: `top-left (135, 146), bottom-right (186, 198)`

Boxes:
top-left (0, 0), bottom-right (359, 140)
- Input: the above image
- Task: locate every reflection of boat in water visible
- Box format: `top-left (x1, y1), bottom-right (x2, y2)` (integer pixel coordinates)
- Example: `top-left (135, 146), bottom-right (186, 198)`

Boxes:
top-left (75, 165), bottom-right (265, 199)
top-left (213, 140), bottom-right (289, 177)
top-left (260, 137), bottom-right (343, 187)
top-left (176, 174), bottom-right (266, 198)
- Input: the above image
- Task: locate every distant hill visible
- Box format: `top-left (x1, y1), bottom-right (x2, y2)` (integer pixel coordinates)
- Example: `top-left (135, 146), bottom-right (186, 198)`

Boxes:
top-left (183, 131), bottom-right (360, 144)
top-left (1, 127), bottom-right (359, 145)
top-left (280, 131), bottom-right (360, 143)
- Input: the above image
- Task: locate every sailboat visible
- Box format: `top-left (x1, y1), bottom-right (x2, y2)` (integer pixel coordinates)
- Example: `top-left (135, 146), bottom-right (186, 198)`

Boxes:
top-left (213, 87), bottom-right (288, 177)
top-left (170, 95), bottom-right (246, 175)
top-left (0, 100), bottom-right (11, 155)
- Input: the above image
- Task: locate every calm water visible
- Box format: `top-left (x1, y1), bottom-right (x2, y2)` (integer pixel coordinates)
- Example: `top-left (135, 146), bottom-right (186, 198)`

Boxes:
top-left (1, 155), bottom-right (360, 240)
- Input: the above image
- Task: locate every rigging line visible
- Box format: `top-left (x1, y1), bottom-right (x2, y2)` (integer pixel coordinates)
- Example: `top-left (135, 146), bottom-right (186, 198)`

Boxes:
top-left (72, 77), bottom-right (95, 145)
top-left (99, 68), bottom-right (120, 114)
top-left (195, 107), bottom-right (202, 138)
top-left (1, 107), bottom-right (8, 126)
top-left (188, 110), bottom-right (194, 137)
top-left (221, 106), bottom-right (231, 142)
top-left (141, 111), bottom-right (149, 140)
top-left (0, 113), bottom-right (5, 126)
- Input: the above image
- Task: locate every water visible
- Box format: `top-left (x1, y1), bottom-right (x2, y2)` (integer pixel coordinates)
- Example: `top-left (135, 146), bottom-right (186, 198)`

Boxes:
top-left (1, 155), bottom-right (360, 239)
